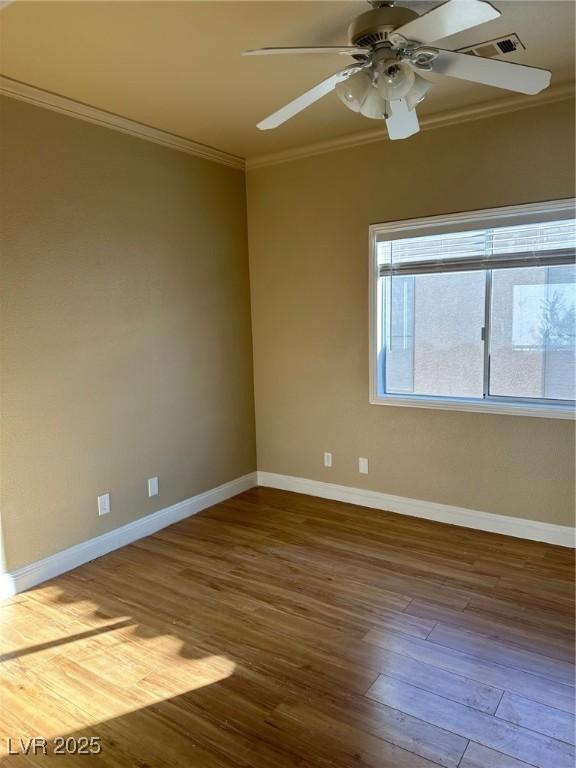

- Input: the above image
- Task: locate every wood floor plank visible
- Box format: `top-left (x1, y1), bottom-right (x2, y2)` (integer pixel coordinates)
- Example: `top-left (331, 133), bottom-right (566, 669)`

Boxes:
top-left (267, 699), bottom-right (452, 768)
top-left (275, 690), bottom-right (469, 768)
top-left (363, 647), bottom-right (503, 713)
top-left (363, 627), bottom-right (576, 714)
top-left (459, 742), bottom-right (541, 768)
top-left (496, 692), bottom-right (576, 745)
top-left (262, 545), bottom-right (474, 609)
top-left (405, 598), bottom-right (574, 662)
top-left (365, 674), bottom-right (575, 768)
top-left (465, 593), bottom-right (575, 632)
top-left (496, 573), bottom-right (575, 603)
top-left (492, 578), bottom-right (576, 614)
top-left (427, 624), bottom-right (575, 686)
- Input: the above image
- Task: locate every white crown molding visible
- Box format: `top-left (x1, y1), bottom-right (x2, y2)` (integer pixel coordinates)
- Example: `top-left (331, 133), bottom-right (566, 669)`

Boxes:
top-left (2, 75), bottom-right (573, 174)
top-left (0, 76), bottom-right (245, 171)
top-left (246, 81), bottom-right (575, 170)
top-left (0, 472), bottom-right (257, 599)
top-left (257, 471), bottom-right (576, 548)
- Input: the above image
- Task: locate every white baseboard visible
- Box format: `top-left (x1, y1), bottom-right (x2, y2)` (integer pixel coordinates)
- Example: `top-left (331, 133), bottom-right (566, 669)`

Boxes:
top-left (3, 468), bottom-right (573, 601)
top-left (257, 471), bottom-right (575, 548)
top-left (0, 472), bottom-right (257, 600)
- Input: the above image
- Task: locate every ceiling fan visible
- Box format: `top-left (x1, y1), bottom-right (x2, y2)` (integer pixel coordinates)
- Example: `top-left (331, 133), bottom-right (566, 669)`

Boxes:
top-left (243, 0), bottom-right (552, 140)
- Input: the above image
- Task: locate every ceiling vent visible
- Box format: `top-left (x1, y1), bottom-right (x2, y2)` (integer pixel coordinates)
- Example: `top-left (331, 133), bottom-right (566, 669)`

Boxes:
top-left (458, 33), bottom-right (525, 59)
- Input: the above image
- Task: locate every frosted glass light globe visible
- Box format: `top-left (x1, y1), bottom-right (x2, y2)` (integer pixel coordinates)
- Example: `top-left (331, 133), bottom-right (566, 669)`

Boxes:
top-left (335, 70), bottom-right (372, 112)
top-left (377, 62), bottom-right (416, 101)
top-left (360, 86), bottom-right (388, 120)
top-left (405, 75), bottom-right (433, 109)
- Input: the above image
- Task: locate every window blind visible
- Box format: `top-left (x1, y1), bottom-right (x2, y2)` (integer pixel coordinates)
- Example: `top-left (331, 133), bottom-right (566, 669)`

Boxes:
top-left (377, 219), bottom-right (576, 276)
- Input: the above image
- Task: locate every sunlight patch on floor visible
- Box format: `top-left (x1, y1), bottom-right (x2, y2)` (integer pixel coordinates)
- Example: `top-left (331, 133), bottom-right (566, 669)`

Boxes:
top-left (0, 587), bottom-right (237, 757)
top-left (0, 651), bottom-right (236, 756)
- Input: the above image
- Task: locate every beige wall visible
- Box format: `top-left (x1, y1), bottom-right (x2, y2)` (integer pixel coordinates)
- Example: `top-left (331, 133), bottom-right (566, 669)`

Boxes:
top-left (0, 97), bottom-right (256, 570)
top-left (247, 99), bottom-right (576, 527)
top-left (1, 96), bottom-right (574, 575)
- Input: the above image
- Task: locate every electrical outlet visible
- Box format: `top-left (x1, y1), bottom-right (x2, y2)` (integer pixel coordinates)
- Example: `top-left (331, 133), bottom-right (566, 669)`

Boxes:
top-left (323, 452), bottom-right (333, 468)
top-left (358, 457), bottom-right (369, 474)
top-left (147, 476), bottom-right (159, 497)
top-left (98, 493), bottom-right (111, 516)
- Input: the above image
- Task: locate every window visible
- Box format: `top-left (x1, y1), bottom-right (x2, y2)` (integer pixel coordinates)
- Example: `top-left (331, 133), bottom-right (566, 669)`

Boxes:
top-left (370, 200), bottom-right (576, 418)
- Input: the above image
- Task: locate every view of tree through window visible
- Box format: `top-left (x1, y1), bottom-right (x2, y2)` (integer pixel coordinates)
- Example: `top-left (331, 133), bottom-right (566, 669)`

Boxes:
top-left (374, 213), bottom-right (576, 410)
top-left (490, 266), bottom-right (576, 400)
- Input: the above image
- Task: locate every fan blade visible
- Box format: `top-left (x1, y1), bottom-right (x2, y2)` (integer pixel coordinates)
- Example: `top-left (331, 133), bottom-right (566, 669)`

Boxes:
top-left (429, 49), bottom-right (551, 94)
top-left (243, 46), bottom-right (369, 57)
top-left (257, 66), bottom-right (362, 130)
top-left (386, 99), bottom-right (420, 140)
top-left (394, 0), bottom-right (500, 44)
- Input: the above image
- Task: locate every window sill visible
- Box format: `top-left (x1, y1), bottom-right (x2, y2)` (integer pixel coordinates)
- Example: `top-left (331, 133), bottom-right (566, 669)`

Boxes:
top-left (369, 394), bottom-right (576, 419)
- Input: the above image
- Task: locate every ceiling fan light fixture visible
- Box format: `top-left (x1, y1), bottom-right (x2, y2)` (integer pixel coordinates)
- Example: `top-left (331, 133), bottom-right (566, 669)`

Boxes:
top-left (247, 0), bottom-right (552, 137)
top-left (335, 69), bottom-right (372, 112)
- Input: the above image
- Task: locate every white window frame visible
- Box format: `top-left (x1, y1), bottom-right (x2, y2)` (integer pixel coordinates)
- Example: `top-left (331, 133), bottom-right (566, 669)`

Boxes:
top-left (369, 199), bottom-right (576, 419)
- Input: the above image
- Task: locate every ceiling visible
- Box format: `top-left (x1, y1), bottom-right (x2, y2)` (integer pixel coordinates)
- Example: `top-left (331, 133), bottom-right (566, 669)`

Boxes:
top-left (0, 1), bottom-right (574, 160)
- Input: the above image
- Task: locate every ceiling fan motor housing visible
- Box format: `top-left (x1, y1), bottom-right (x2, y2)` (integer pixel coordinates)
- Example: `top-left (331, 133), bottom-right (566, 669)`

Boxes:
top-left (348, 6), bottom-right (419, 48)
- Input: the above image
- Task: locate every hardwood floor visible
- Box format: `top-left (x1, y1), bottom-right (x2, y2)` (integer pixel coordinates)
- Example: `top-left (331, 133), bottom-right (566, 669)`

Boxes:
top-left (1, 487), bottom-right (574, 767)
